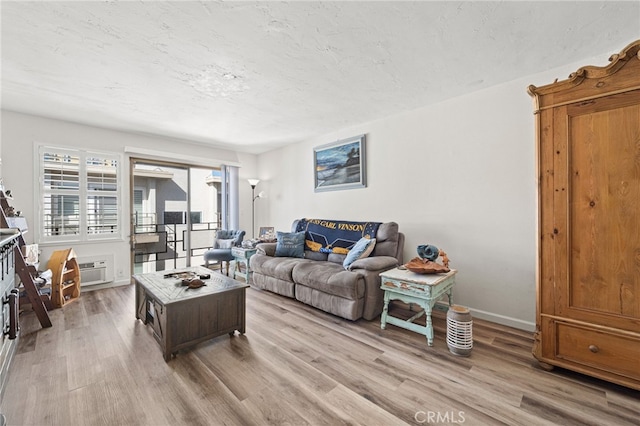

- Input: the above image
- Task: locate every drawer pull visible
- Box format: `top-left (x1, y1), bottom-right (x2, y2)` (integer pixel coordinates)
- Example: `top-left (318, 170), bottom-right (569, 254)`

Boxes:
top-left (588, 344), bottom-right (599, 353)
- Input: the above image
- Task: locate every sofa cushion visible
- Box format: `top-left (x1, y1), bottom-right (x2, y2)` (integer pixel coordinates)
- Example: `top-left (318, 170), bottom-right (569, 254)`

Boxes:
top-left (251, 255), bottom-right (307, 282)
top-left (343, 237), bottom-right (376, 269)
top-left (252, 273), bottom-right (296, 298)
top-left (328, 253), bottom-right (347, 265)
top-left (295, 285), bottom-right (363, 320)
top-left (304, 250), bottom-right (328, 261)
top-left (292, 262), bottom-right (365, 300)
top-left (275, 231), bottom-right (305, 258)
top-left (371, 222), bottom-right (400, 257)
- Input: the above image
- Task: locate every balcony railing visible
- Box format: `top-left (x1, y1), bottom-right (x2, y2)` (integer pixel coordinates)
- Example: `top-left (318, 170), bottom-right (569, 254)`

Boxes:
top-left (133, 218), bottom-right (221, 272)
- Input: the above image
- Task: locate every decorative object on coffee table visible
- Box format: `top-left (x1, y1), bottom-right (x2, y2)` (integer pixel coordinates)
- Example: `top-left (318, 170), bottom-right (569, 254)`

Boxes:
top-left (181, 278), bottom-right (206, 289)
top-left (446, 305), bottom-right (473, 356)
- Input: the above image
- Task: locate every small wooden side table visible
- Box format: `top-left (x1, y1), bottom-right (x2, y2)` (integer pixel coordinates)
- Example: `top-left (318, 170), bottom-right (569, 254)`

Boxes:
top-left (379, 267), bottom-right (457, 346)
top-left (232, 247), bottom-right (257, 282)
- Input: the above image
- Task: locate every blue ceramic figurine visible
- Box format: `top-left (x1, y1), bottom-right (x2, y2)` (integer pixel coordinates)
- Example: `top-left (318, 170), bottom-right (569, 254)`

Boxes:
top-left (417, 244), bottom-right (439, 261)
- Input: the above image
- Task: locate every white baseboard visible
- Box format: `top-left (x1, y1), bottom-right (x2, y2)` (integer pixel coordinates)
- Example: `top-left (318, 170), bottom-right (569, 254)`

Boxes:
top-left (81, 278), bottom-right (131, 292)
top-left (466, 307), bottom-right (535, 332)
top-left (435, 301), bottom-right (535, 332)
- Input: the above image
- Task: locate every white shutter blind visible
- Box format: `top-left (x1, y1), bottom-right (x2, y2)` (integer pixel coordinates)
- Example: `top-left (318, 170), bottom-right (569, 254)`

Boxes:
top-left (42, 150), bottom-right (81, 237)
top-left (86, 155), bottom-right (119, 236)
top-left (39, 146), bottom-right (121, 242)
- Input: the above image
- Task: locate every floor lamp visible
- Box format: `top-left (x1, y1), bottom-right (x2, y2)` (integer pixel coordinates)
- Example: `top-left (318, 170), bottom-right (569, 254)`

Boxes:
top-left (248, 179), bottom-right (263, 238)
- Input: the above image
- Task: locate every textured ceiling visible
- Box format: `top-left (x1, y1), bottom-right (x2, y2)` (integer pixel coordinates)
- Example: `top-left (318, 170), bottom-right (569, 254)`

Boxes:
top-left (2, 1), bottom-right (639, 154)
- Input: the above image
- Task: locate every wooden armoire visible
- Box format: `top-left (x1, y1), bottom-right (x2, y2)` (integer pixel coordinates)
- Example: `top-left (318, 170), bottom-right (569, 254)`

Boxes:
top-left (528, 40), bottom-right (640, 390)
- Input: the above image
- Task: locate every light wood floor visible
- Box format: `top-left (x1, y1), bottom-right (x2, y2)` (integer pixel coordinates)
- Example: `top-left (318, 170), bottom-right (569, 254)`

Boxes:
top-left (1, 281), bottom-right (638, 426)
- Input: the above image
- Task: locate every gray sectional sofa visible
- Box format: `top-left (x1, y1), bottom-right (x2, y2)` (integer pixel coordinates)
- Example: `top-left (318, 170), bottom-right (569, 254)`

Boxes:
top-left (249, 220), bottom-right (404, 320)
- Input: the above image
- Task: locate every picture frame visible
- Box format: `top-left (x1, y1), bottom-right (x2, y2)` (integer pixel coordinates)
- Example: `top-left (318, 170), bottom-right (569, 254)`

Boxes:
top-left (258, 226), bottom-right (275, 241)
top-left (313, 134), bottom-right (366, 192)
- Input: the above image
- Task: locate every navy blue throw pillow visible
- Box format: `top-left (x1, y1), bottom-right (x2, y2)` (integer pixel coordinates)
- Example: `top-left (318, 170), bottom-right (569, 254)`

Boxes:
top-left (275, 231), bottom-right (305, 258)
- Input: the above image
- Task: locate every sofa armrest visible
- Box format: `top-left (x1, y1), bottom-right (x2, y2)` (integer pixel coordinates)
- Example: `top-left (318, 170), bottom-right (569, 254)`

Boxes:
top-left (347, 256), bottom-right (398, 272)
top-left (348, 256), bottom-right (399, 320)
top-left (256, 242), bottom-right (277, 256)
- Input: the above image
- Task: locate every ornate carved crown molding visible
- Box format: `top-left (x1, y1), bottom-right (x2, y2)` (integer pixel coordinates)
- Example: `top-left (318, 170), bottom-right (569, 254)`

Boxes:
top-left (528, 39), bottom-right (640, 111)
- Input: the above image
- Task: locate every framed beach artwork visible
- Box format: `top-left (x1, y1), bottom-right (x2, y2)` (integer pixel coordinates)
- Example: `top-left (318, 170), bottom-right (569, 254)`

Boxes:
top-left (313, 134), bottom-right (366, 192)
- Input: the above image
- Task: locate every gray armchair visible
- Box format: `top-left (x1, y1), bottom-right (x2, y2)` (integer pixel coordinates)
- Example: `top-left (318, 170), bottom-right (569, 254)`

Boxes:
top-left (204, 229), bottom-right (245, 275)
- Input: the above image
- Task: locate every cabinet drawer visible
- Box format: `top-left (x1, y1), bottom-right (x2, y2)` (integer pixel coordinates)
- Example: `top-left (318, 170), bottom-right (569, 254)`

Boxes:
top-left (556, 322), bottom-right (640, 378)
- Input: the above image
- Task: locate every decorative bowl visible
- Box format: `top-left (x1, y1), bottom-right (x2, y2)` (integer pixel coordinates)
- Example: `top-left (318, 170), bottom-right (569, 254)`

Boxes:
top-left (404, 257), bottom-right (450, 274)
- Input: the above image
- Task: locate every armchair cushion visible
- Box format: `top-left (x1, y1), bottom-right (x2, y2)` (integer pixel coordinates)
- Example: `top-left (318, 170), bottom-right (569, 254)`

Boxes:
top-left (215, 239), bottom-right (234, 249)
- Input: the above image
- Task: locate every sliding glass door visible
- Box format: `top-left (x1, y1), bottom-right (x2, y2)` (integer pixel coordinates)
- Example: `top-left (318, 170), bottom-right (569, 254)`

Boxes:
top-left (130, 159), bottom-right (222, 274)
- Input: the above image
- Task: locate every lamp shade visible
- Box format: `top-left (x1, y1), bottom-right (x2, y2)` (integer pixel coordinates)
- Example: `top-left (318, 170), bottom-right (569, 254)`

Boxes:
top-left (248, 178), bottom-right (260, 187)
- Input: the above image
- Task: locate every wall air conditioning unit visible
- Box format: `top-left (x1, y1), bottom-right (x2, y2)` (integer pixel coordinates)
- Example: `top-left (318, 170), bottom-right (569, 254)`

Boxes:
top-left (78, 259), bottom-right (110, 286)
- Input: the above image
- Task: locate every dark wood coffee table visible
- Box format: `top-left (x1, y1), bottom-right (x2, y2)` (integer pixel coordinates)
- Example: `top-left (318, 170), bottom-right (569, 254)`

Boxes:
top-left (133, 266), bottom-right (248, 361)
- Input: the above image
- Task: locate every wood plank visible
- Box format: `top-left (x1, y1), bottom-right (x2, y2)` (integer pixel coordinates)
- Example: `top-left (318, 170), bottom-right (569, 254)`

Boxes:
top-left (169, 353), bottom-right (258, 425)
top-left (68, 354), bottom-right (151, 425)
top-left (26, 356), bottom-right (71, 425)
top-left (323, 384), bottom-right (410, 426)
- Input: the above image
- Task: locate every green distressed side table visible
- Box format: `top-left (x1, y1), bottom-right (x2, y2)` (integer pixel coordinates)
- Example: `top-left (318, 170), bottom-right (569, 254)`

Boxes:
top-left (379, 267), bottom-right (457, 346)
top-left (232, 247), bottom-right (257, 283)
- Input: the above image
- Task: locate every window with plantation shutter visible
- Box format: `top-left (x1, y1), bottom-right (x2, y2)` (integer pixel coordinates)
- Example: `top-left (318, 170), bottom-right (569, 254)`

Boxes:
top-left (39, 146), bottom-right (122, 242)
top-left (86, 156), bottom-right (118, 236)
top-left (42, 149), bottom-right (81, 238)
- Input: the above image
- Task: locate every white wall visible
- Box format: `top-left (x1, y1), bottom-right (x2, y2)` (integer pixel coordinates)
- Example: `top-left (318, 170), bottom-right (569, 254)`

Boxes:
top-left (256, 51), bottom-right (616, 331)
top-left (0, 111), bottom-right (258, 285)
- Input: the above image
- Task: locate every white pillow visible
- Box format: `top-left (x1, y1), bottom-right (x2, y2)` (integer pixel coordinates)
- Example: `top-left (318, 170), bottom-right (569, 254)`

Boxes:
top-left (216, 239), bottom-right (234, 249)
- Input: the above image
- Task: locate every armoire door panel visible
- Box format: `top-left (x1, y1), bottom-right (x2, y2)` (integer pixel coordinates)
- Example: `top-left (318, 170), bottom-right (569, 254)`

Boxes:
top-left (556, 94), bottom-right (640, 328)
